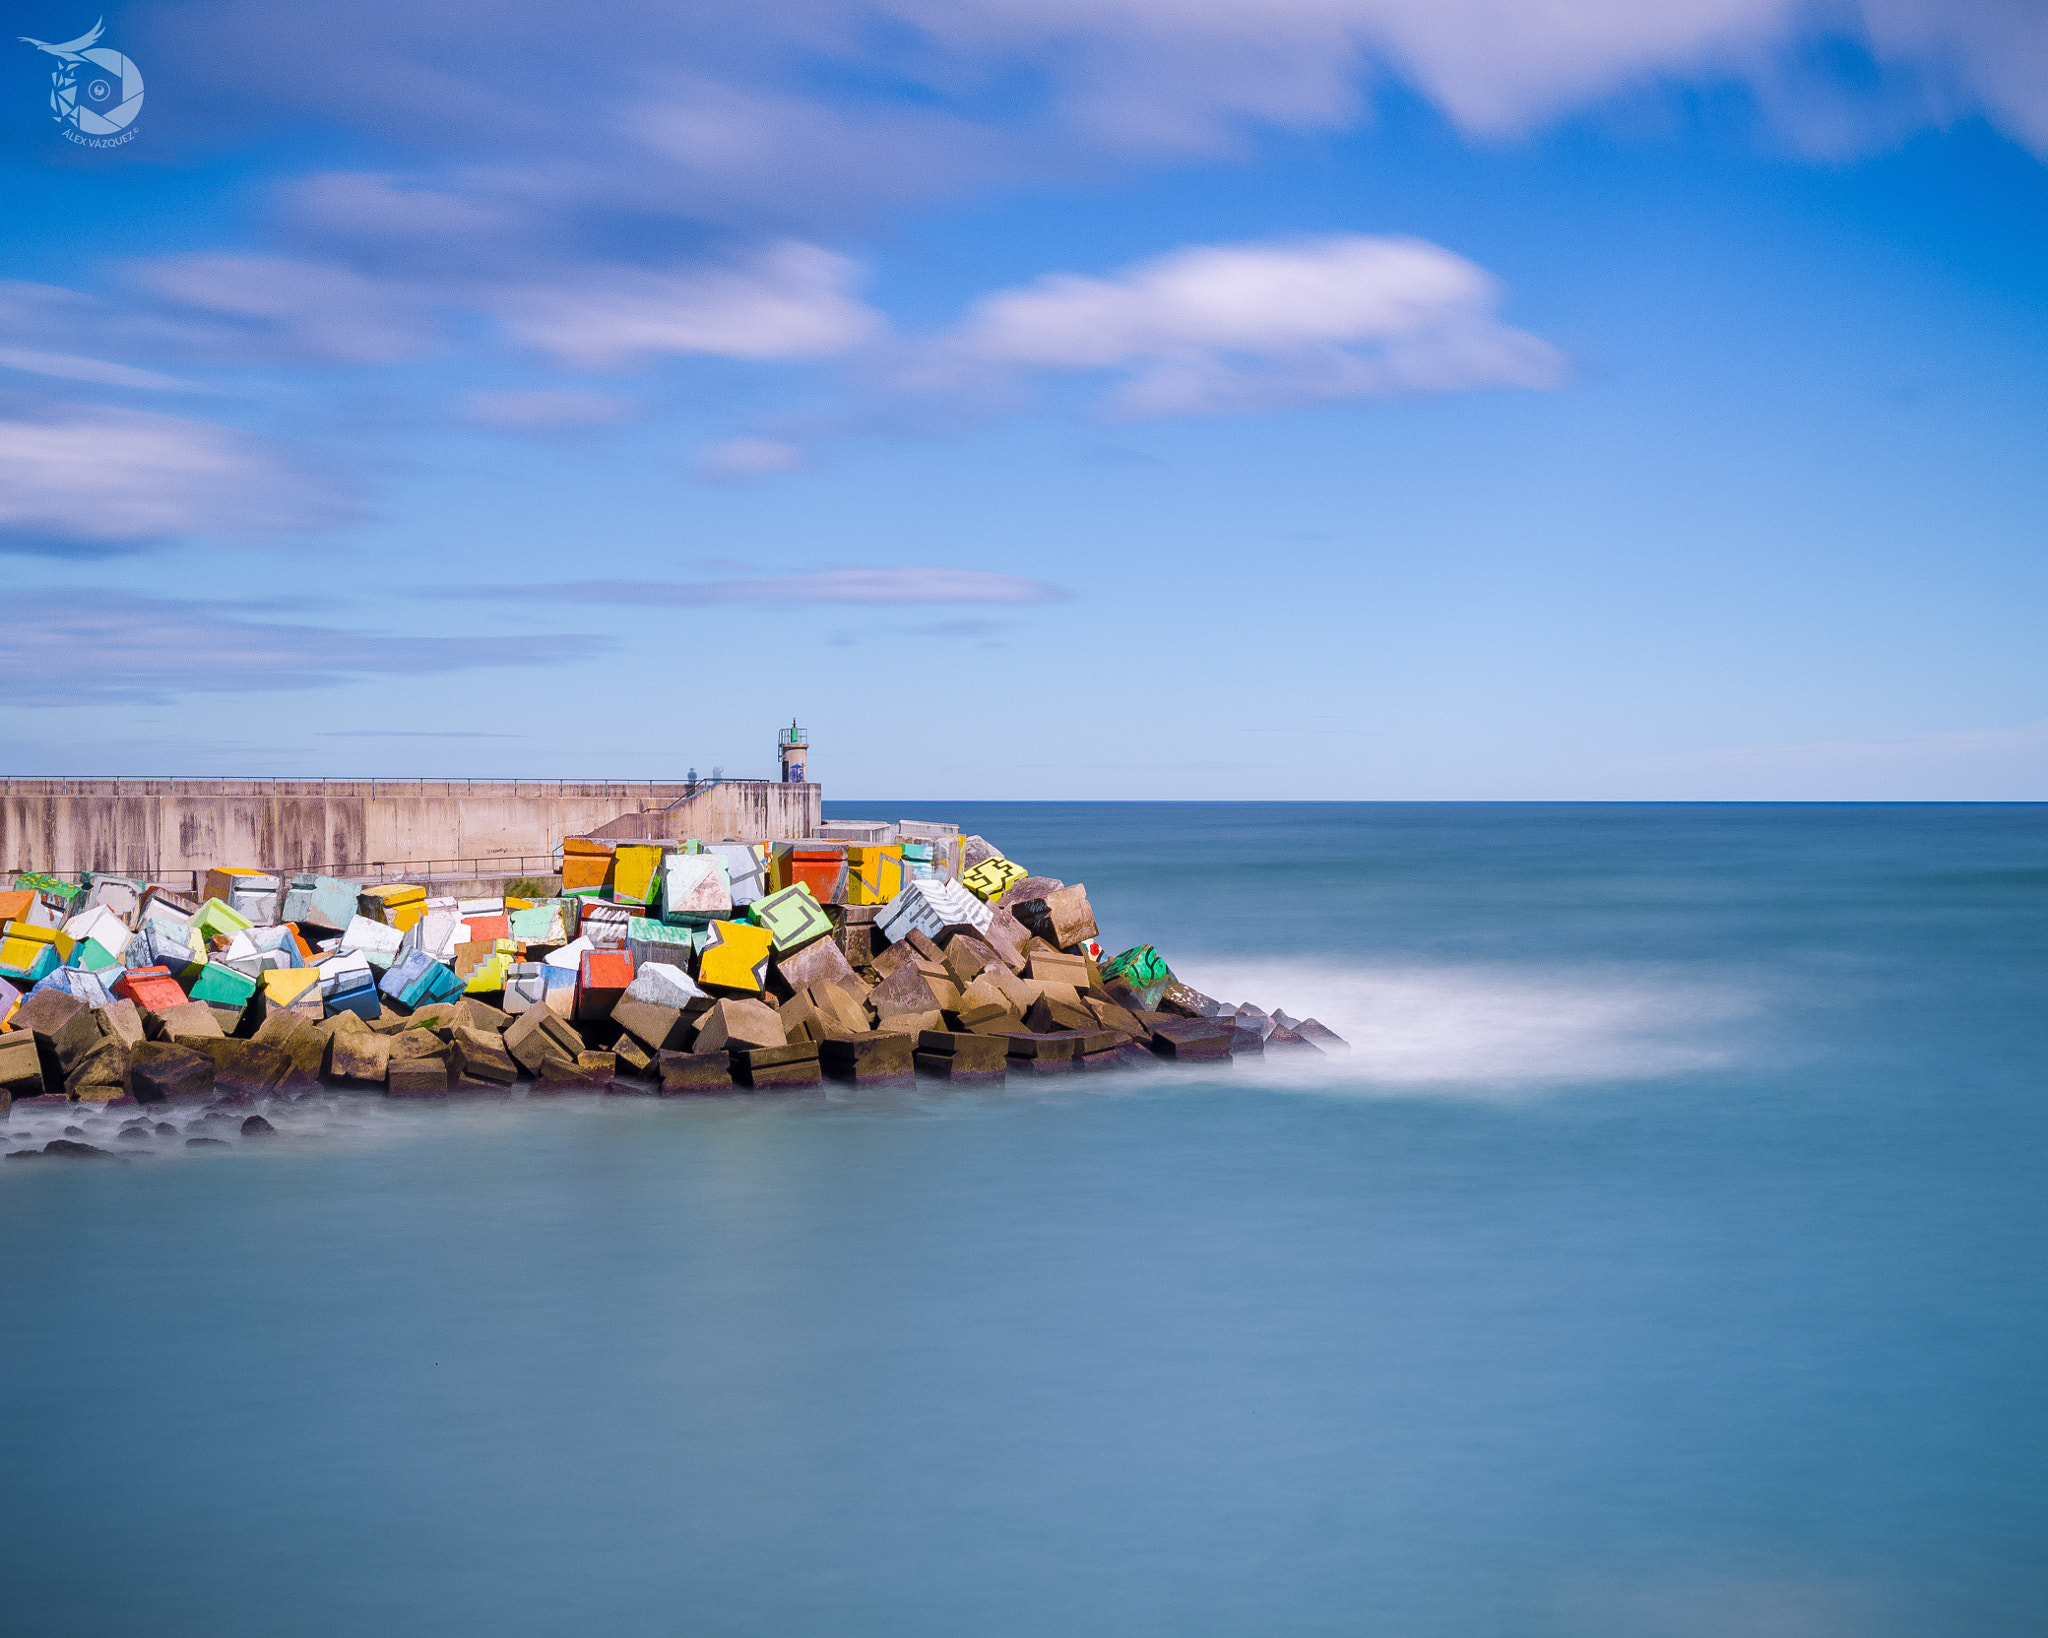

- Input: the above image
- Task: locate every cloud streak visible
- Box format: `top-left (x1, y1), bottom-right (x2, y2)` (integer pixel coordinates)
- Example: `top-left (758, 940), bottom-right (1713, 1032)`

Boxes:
top-left (0, 406), bottom-right (359, 555)
top-left (6, 590), bottom-right (605, 706)
top-left (445, 567), bottom-right (1071, 606)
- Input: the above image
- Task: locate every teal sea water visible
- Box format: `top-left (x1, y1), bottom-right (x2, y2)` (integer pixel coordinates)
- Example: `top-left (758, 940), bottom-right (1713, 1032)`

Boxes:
top-left (3, 802), bottom-right (2044, 1637)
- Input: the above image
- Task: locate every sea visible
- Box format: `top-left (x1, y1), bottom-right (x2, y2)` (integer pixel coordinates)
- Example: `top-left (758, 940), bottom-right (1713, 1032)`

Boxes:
top-left (2, 802), bottom-right (2043, 1637)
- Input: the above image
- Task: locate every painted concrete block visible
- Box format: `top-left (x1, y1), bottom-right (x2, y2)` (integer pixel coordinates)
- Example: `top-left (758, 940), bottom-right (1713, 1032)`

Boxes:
top-left (262, 967), bottom-right (324, 1017)
top-left (64, 905), bottom-right (132, 959)
top-left (661, 854), bottom-right (732, 924)
top-left (613, 844), bottom-right (664, 908)
top-left (579, 902), bottom-right (634, 948)
top-left (509, 902), bottom-right (570, 946)
top-left (623, 962), bottom-right (704, 1010)
top-left (559, 838), bottom-right (614, 894)
top-left (697, 920), bottom-right (774, 995)
top-left (750, 885), bottom-right (832, 954)
top-left (960, 855), bottom-right (1027, 903)
top-left (114, 965), bottom-right (188, 1012)
top-left (709, 843), bottom-right (767, 907)
top-left (83, 876), bottom-right (142, 926)
top-left (190, 962), bottom-right (259, 1009)
top-left (627, 917), bottom-right (696, 972)
top-left (877, 878), bottom-right (992, 947)
top-left (576, 949), bottom-right (635, 1020)
top-left (0, 935), bottom-right (59, 983)
top-left (360, 883), bottom-right (428, 932)
top-left (502, 962), bottom-right (547, 1015)
top-left (844, 845), bottom-right (904, 907)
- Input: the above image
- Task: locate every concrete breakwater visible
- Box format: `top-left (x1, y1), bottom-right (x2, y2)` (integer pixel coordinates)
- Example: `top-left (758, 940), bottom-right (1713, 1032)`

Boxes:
top-left (0, 821), bottom-right (1347, 1151)
top-left (0, 777), bottom-right (821, 883)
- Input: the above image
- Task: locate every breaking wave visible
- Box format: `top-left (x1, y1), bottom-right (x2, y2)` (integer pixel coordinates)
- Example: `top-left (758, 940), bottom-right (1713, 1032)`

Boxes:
top-left (1172, 956), bottom-right (1759, 1095)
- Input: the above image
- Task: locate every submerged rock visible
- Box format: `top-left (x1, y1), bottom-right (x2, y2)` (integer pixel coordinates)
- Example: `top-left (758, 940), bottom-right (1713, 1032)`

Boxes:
top-left (42, 1139), bottom-right (117, 1159)
top-left (240, 1114), bottom-right (276, 1137)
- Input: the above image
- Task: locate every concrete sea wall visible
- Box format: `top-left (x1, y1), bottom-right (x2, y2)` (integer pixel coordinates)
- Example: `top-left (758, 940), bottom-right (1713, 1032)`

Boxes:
top-left (0, 779), bottom-right (821, 880)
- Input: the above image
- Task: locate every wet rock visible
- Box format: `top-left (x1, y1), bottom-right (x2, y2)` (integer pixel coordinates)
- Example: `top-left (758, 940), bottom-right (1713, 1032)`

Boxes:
top-left (43, 1138), bottom-right (117, 1159)
top-left (62, 1125), bottom-right (85, 1136)
top-left (117, 1126), bottom-right (150, 1143)
top-left (185, 1136), bottom-right (230, 1147)
top-left (240, 1114), bottom-right (276, 1137)
top-left (154, 1122), bottom-right (177, 1135)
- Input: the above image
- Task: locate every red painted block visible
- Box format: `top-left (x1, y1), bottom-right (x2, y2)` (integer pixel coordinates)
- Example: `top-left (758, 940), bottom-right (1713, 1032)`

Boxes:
top-left (575, 948), bottom-right (635, 1020)
top-left (113, 964), bottom-right (189, 1013)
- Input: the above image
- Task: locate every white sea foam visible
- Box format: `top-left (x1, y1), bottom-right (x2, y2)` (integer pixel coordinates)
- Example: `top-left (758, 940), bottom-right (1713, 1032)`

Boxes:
top-left (1171, 956), bottom-right (1757, 1095)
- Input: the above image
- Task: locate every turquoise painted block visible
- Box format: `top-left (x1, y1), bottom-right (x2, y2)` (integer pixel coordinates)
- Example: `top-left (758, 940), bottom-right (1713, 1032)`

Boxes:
top-left (191, 961), bottom-right (259, 1007)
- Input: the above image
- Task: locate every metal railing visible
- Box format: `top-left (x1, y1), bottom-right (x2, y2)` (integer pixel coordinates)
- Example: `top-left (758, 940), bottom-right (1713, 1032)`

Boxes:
top-left (0, 777), bottom-right (727, 798)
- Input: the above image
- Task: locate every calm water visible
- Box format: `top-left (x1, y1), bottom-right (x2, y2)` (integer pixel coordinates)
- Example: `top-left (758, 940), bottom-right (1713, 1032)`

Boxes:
top-left (4, 803), bottom-right (2044, 1637)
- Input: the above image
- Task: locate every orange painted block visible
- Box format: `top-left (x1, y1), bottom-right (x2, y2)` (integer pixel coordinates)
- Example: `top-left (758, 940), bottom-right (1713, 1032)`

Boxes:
top-left (561, 854), bottom-right (613, 893)
top-left (0, 890), bottom-right (34, 925)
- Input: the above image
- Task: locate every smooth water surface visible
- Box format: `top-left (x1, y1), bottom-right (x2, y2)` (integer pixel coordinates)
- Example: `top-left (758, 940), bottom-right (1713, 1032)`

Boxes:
top-left (3, 803), bottom-right (2043, 1636)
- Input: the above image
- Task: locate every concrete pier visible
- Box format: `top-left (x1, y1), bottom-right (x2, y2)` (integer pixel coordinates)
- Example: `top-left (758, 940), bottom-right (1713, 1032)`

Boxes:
top-left (0, 777), bottom-right (821, 880)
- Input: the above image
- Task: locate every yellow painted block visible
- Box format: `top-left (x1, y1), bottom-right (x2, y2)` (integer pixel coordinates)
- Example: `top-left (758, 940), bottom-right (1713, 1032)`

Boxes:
top-left (614, 845), bottom-right (663, 907)
top-left (10, 922), bottom-right (76, 962)
top-left (961, 856), bottom-right (1027, 903)
top-left (465, 955), bottom-right (508, 994)
top-left (844, 845), bottom-right (904, 906)
top-left (363, 883), bottom-right (426, 930)
top-left (697, 919), bottom-right (774, 994)
top-left (261, 968), bottom-right (322, 1009)
top-left (204, 867), bottom-right (267, 904)
top-left (505, 897), bottom-right (534, 910)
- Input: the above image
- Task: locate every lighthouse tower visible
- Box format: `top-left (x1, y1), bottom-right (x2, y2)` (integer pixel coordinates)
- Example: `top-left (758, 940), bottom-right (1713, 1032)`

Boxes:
top-left (779, 719), bottom-right (808, 783)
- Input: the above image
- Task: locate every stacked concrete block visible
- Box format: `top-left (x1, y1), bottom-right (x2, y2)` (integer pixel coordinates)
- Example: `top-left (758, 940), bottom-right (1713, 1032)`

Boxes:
top-left (661, 853), bottom-right (732, 924)
top-left (877, 878), bottom-right (991, 946)
top-left (0, 821), bottom-right (1345, 1112)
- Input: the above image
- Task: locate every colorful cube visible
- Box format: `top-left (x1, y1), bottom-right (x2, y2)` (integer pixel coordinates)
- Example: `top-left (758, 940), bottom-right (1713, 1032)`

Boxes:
top-left (190, 961), bottom-right (260, 1008)
top-left (844, 845), bottom-right (904, 907)
top-left (960, 855), bottom-right (1027, 903)
top-left (612, 845), bottom-right (663, 908)
top-left (261, 966), bottom-right (324, 1017)
top-left (787, 844), bottom-right (848, 906)
top-left (697, 920), bottom-right (775, 994)
top-left (576, 948), bottom-right (635, 1020)
top-left (709, 843), bottom-right (767, 907)
top-left (193, 897), bottom-right (254, 943)
top-left (661, 854), bottom-right (732, 924)
top-left (360, 883), bottom-right (428, 932)
top-left (559, 838), bottom-right (614, 894)
top-left (0, 935), bottom-right (58, 983)
top-left (749, 884), bottom-right (833, 954)
top-left (114, 964), bottom-right (189, 1012)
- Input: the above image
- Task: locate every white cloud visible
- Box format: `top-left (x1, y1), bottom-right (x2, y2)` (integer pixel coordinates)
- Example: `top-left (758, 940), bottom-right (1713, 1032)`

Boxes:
top-left (5, 589), bottom-right (602, 706)
top-left (491, 243), bottom-right (883, 370)
top-left (0, 406), bottom-right (356, 552)
top-left (133, 253), bottom-right (436, 363)
top-left (0, 348), bottom-right (190, 391)
top-left (464, 389), bottom-right (636, 428)
top-left (932, 233), bottom-right (1565, 416)
top-left (696, 436), bottom-right (806, 481)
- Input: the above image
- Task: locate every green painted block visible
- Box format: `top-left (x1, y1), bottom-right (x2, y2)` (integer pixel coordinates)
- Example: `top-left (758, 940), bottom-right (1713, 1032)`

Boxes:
top-left (748, 884), bottom-right (832, 954)
top-left (191, 961), bottom-right (260, 1007)
top-left (71, 938), bottom-right (122, 973)
top-left (193, 897), bottom-right (253, 941)
top-left (15, 871), bottom-right (82, 909)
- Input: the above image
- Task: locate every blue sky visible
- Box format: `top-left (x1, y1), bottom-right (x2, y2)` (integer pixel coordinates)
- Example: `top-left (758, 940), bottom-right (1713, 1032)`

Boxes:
top-left (2, 0), bottom-right (2044, 798)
